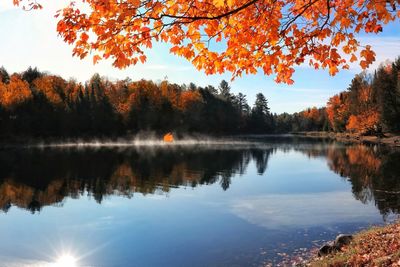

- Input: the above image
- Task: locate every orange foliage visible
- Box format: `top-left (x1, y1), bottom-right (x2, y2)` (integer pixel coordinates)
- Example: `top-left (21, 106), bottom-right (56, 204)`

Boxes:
top-left (346, 115), bottom-right (359, 132)
top-left (14, 0), bottom-right (399, 83)
top-left (163, 133), bottom-right (174, 143)
top-left (104, 80), bottom-right (132, 117)
top-left (346, 145), bottom-right (381, 172)
top-left (179, 90), bottom-right (202, 110)
top-left (160, 81), bottom-right (180, 108)
top-left (358, 86), bottom-right (372, 103)
top-left (326, 94), bottom-right (349, 131)
top-left (326, 95), bottom-right (340, 126)
top-left (64, 79), bottom-right (83, 102)
top-left (127, 80), bottom-right (162, 108)
top-left (0, 74), bottom-right (32, 109)
top-left (346, 110), bottom-right (379, 133)
top-left (33, 75), bottom-right (65, 105)
top-left (302, 107), bottom-right (319, 121)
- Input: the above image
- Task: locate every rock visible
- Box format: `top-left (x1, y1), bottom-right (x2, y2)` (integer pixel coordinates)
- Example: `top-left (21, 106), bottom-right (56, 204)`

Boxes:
top-left (335, 234), bottom-right (353, 248)
top-left (318, 234), bottom-right (353, 257)
top-left (318, 243), bottom-right (337, 257)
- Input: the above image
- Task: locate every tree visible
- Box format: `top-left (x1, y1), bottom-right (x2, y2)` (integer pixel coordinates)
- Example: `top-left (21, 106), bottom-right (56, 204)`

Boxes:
top-left (204, 85), bottom-right (218, 95)
top-left (372, 60), bottom-right (400, 132)
top-left (326, 93), bottom-right (349, 132)
top-left (22, 66), bottom-right (43, 84)
top-left (253, 93), bottom-right (270, 116)
top-left (14, 0), bottom-right (398, 83)
top-left (0, 67), bottom-right (10, 84)
top-left (218, 80), bottom-right (232, 100)
top-left (249, 93), bottom-right (272, 133)
top-left (235, 93), bottom-right (250, 115)
top-left (0, 74), bottom-right (32, 110)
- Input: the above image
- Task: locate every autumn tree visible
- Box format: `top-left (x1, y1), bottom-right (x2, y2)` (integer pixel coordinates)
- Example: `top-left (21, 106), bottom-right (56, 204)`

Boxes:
top-left (33, 75), bottom-right (66, 106)
top-left (326, 93), bottom-right (350, 132)
top-left (343, 73), bottom-right (379, 134)
top-left (295, 107), bottom-right (328, 131)
top-left (0, 74), bottom-right (33, 135)
top-left (0, 74), bottom-right (32, 110)
top-left (14, 0), bottom-right (398, 83)
top-left (323, 57), bottom-right (400, 134)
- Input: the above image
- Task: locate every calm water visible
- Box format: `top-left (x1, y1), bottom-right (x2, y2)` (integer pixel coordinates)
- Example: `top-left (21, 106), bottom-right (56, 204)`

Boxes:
top-left (0, 136), bottom-right (399, 267)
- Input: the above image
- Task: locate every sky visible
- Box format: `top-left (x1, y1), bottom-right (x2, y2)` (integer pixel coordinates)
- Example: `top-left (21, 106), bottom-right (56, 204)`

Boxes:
top-left (0, 1), bottom-right (399, 114)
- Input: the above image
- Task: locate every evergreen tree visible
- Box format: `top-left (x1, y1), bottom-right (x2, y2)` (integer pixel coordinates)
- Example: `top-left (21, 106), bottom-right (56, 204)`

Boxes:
top-left (218, 80), bottom-right (232, 101)
top-left (372, 63), bottom-right (399, 132)
top-left (0, 67), bottom-right (9, 84)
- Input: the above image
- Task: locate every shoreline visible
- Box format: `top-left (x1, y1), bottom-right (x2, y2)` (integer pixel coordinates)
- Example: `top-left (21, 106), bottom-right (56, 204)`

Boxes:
top-left (292, 131), bottom-right (400, 147)
top-left (305, 221), bottom-right (400, 266)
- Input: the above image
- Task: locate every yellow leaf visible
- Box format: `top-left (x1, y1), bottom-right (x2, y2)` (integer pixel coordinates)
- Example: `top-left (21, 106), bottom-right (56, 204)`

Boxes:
top-left (213, 0), bottom-right (225, 7)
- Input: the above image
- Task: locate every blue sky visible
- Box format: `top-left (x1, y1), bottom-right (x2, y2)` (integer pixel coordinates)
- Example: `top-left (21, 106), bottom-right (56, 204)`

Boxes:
top-left (0, 1), bottom-right (399, 114)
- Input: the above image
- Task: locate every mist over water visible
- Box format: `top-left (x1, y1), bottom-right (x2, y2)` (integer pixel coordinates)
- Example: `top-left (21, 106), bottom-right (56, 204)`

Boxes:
top-left (30, 135), bottom-right (265, 149)
top-left (27, 134), bottom-right (334, 150)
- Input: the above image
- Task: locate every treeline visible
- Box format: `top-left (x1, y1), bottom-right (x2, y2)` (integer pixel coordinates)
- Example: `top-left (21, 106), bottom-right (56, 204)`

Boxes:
top-left (274, 56), bottom-right (400, 134)
top-left (325, 57), bottom-right (400, 134)
top-left (0, 56), bottom-right (399, 138)
top-left (0, 67), bottom-right (276, 138)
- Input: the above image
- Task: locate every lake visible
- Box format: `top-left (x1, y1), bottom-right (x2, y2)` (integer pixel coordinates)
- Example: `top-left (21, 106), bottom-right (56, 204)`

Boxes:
top-left (0, 136), bottom-right (399, 266)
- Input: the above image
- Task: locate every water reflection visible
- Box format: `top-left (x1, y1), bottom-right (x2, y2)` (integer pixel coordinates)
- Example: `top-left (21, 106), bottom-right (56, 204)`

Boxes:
top-left (0, 140), bottom-right (399, 218)
top-left (295, 144), bottom-right (400, 217)
top-left (326, 145), bottom-right (400, 217)
top-left (0, 146), bottom-right (274, 213)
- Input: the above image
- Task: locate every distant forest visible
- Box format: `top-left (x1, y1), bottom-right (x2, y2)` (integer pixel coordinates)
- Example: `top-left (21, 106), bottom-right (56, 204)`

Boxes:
top-left (0, 56), bottom-right (399, 138)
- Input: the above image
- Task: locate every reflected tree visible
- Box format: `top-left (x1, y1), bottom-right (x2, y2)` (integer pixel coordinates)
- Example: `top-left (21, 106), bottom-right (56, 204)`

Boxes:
top-left (301, 144), bottom-right (400, 219)
top-left (0, 146), bottom-right (273, 212)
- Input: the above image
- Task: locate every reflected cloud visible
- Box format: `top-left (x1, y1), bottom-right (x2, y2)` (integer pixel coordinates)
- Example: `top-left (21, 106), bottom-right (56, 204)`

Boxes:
top-left (230, 191), bottom-right (379, 229)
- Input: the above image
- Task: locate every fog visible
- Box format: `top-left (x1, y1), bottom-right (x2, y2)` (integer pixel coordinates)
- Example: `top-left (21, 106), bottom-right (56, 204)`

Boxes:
top-left (30, 134), bottom-right (263, 149)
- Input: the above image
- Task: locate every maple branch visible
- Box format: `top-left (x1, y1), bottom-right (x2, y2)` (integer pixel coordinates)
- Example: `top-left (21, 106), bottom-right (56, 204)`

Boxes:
top-left (154, 0), bottom-right (261, 21)
top-left (280, 0), bottom-right (321, 35)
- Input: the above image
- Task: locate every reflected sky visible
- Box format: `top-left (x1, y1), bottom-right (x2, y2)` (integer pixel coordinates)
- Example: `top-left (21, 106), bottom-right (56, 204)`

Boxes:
top-left (0, 137), bottom-right (399, 266)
